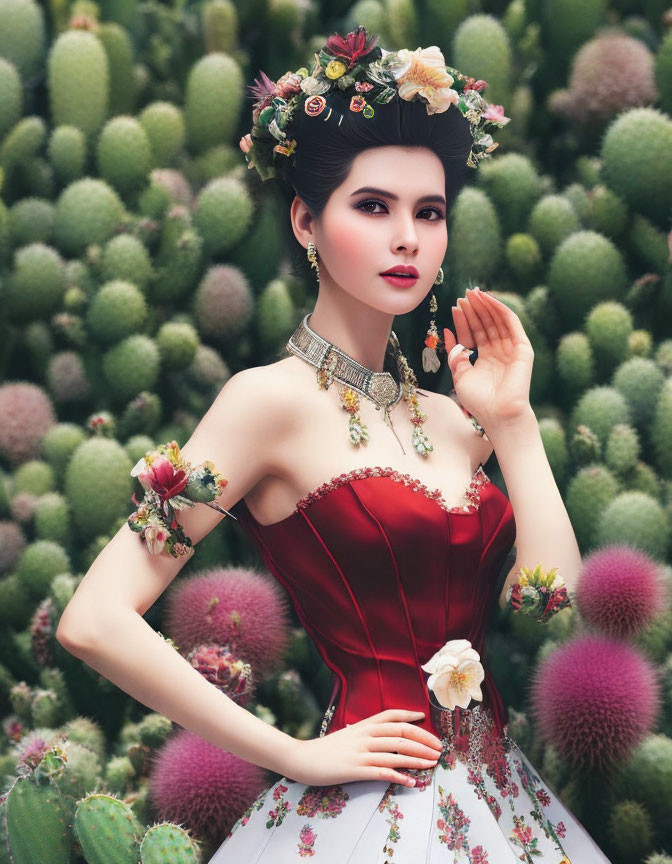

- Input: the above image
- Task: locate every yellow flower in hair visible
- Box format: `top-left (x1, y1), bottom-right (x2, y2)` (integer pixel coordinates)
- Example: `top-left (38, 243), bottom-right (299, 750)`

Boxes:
top-left (390, 45), bottom-right (460, 115)
top-left (325, 59), bottom-right (347, 79)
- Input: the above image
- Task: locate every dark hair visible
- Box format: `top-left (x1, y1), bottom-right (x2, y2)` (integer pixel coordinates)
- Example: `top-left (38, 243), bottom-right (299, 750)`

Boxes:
top-left (271, 90), bottom-right (474, 281)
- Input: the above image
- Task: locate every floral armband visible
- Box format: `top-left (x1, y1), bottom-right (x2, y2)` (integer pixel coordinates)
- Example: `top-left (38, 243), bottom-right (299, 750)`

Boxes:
top-left (505, 564), bottom-right (573, 623)
top-left (127, 440), bottom-right (236, 559)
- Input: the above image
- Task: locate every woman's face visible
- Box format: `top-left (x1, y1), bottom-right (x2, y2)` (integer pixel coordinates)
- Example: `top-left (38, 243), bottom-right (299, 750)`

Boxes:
top-left (293, 146), bottom-right (448, 315)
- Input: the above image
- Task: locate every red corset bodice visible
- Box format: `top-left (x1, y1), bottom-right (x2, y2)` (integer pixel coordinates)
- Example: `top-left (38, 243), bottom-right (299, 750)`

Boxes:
top-left (229, 464), bottom-right (516, 740)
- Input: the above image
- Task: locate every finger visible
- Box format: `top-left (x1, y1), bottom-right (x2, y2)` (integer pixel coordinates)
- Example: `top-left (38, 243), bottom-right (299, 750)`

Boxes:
top-left (447, 342), bottom-right (474, 377)
top-left (467, 287), bottom-right (504, 342)
top-left (367, 737), bottom-right (442, 757)
top-left (443, 326), bottom-right (456, 355)
top-left (369, 752), bottom-right (439, 770)
top-left (369, 722), bottom-right (443, 750)
top-left (451, 304), bottom-right (475, 349)
top-left (457, 293), bottom-right (488, 348)
top-left (457, 297), bottom-right (489, 348)
top-left (363, 766), bottom-right (418, 787)
top-left (477, 289), bottom-right (531, 346)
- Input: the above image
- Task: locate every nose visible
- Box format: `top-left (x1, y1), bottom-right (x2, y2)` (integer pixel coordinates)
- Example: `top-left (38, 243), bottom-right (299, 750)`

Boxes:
top-left (391, 211), bottom-right (419, 255)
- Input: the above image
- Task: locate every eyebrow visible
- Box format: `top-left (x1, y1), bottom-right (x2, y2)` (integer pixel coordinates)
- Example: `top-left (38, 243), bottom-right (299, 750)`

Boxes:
top-left (349, 186), bottom-right (446, 206)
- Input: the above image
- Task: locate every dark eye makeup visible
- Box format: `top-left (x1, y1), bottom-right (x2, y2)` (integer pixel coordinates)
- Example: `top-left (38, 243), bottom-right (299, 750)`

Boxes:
top-left (354, 198), bottom-right (446, 220)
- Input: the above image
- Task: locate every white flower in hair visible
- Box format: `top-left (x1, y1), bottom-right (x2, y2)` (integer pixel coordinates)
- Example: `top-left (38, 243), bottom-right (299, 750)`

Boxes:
top-left (421, 638), bottom-right (485, 710)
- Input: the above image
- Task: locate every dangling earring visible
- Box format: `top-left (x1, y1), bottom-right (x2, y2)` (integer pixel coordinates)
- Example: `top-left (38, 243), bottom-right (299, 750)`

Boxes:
top-left (422, 267), bottom-right (443, 373)
top-left (306, 241), bottom-right (320, 283)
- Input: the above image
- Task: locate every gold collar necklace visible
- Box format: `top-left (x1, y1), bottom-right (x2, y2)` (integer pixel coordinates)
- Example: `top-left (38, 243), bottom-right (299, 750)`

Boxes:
top-left (285, 312), bottom-right (434, 456)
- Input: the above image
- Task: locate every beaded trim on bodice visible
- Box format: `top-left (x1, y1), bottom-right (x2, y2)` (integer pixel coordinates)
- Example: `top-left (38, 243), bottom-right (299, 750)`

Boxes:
top-left (295, 465), bottom-right (491, 515)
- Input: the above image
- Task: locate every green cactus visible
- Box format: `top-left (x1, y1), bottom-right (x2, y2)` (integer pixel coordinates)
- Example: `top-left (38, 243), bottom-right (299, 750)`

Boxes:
top-left (548, 232), bottom-right (629, 330)
top-left (102, 334), bottom-right (161, 404)
top-left (257, 277), bottom-right (296, 352)
top-left (184, 52), bottom-right (244, 154)
top-left (605, 424), bottom-right (640, 476)
top-left (74, 792), bottom-right (145, 864)
top-left (8, 197), bottom-right (55, 247)
top-left (627, 212), bottom-right (670, 274)
top-left (616, 734), bottom-right (672, 840)
top-left (571, 385), bottom-right (631, 452)
top-left (527, 194), bottom-right (580, 257)
top-left (0, 0), bottom-right (46, 83)
top-left (447, 186), bottom-right (503, 287)
top-left (202, 0), bottom-right (239, 55)
top-left (597, 490), bottom-right (670, 560)
top-left (565, 464), bottom-right (621, 550)
top-left (140, 821), bottom-right (203, 862)
top-left (601, 107), bottom-right (672, 227)
top-left (96, 21), bottom-right (136, 116)
top-left (586, 185), bottom-right (628, 239)
top-left (13, 460), bottom-right (56, 496)
top-left (138, 101), bottom-right (186, 167)
top-left (54, 178), bottom-right (126, 257)
top-left (152, 206), bottom-right (203, 302)
top-left (538, 417), bottom-right (569, 489)
top-left (87, 280), bottom-right (148, 344)
top-left (608, 799), bottom-right (654, 862)
top-left (452, 14), bottom-right (512, 109)
top-left (101, 233), bottom-right (154, 293)
top-left (555, 332), bottom-right (594, 407)
top-left (505, 233), bottom-right (542, 284)
top-left (655, 28), bottom-right (672, 115)
top-left (384, 0), bottom-right (420, 48)
top-left (47, 124), bottom-right (86, 186)
top-left (47, 29), bottom-right (109, 137)
top-left (34, 492), bottom-right (72, 545)
top-left (156, 321), bottom-right (199, 370)
top-left (652, 378), bottom-right (672, 480)
top-left (16, 540), bottom-right (71, 601)
top-left (64, 437), bottom-right (133, 537)
top-left (5, 242), bottom-right (65, 323)
top-left (40, 423), bottom-right (87, 477)
top-left (476, 152), bottom-right (542, 236)
top-left (192, 175), bottom-right (254, 256)
top-left (96, 116), bottom-right (153, 198)
top-left (612, 356), bottom-right (665, 430)
top-left (6, 775), bottom-right (71, 863)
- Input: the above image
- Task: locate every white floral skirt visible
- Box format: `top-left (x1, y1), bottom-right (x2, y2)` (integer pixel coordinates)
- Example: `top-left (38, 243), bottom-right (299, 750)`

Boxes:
top-left (208, 703), bottom-right (613, 863)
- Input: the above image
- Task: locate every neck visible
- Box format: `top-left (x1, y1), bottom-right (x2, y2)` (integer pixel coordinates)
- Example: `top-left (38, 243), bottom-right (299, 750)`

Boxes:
top-left (307, 289), bottom-right (395, 374)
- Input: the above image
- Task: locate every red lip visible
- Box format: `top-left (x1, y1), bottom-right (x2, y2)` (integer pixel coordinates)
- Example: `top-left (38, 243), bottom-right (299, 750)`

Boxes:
top-left (380, 265), bottom-right (419, 277)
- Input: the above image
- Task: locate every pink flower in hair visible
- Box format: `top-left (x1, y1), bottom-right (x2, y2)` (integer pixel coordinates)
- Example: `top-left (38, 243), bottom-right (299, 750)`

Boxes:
top-left (483, 104), bottom-right (511, 126)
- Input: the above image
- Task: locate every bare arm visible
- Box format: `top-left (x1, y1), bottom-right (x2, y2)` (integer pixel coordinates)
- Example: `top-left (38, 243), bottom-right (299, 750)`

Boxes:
top-left (491, 408), bottom-right (582, 610)
top-left (55, 367), bottom-right (301, 779)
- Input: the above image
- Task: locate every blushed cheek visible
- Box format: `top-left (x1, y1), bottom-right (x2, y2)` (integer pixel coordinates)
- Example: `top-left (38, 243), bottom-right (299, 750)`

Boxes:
top-left (325, 221), bottom-right (371, 271)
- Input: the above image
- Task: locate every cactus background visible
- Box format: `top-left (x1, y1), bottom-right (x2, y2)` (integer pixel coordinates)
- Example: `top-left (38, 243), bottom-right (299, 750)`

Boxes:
top-left (0, 0), bottom-right (671, 861)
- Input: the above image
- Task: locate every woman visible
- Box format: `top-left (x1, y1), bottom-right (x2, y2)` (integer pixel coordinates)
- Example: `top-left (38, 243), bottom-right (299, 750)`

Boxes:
top-left (56, 27), bottom-right (612, 863)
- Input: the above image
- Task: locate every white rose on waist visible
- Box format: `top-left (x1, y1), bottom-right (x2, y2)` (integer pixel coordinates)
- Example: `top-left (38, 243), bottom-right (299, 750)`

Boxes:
top-left (421, 638), bottom-right (485, 710)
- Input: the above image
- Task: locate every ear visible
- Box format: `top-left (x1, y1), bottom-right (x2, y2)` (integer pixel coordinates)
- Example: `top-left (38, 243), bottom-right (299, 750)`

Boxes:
top-left (290, 195), bottom-right (316, 250)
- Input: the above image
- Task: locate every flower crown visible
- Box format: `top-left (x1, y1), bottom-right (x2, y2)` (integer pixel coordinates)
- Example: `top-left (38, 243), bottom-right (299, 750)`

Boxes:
top-left (239, 26), bottom-right (510, 183)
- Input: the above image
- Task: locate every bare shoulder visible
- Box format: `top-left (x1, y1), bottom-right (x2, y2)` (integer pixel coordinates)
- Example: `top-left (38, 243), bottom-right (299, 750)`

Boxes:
top-left (421, 387), bottom-right (495, 469)
top-left (210, 357), bottom-right (300, 439)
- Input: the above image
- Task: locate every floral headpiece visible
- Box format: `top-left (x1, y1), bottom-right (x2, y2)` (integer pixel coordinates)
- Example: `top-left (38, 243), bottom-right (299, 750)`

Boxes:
top-left (127, 440), bottom-right (235, 558)
top-left (239, 26), bottom-right (510, 183)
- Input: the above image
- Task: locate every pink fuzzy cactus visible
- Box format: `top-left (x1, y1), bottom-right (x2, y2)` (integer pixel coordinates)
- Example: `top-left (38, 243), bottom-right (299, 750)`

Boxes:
top-left (0, 520), bottom-right (26, 573)
top-left (576, 544), bottom-right (668, 638)
top-left (0, 382), bottom-right (56, 467)
top-left (149, 727), bottom-right (270, 847)
top-left (164, 566), bottom-right (292, 680)
top-left (529, 634), bottom-right (661, 771)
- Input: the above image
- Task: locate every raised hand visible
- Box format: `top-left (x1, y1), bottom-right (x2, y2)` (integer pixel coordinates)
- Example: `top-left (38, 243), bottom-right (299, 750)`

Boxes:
top-left (443, 287), bottom-right (534, 429)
